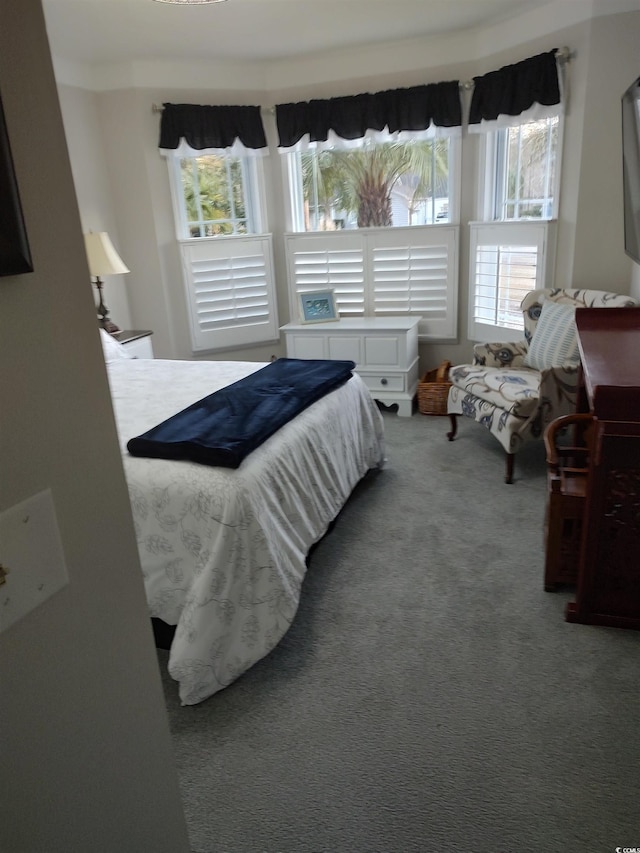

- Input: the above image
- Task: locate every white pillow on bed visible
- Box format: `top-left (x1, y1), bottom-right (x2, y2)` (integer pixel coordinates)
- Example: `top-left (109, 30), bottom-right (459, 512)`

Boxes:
top-left (100, 329), bottom-right (133, 362)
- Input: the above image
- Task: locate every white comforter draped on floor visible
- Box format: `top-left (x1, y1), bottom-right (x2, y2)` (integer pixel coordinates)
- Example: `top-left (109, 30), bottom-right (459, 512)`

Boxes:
top-left (107, 359), bottom-right (385, 704)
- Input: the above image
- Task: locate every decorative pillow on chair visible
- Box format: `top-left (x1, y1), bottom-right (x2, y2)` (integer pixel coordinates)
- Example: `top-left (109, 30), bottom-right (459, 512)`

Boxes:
top-left (523, 300), bottom-right (580, 370)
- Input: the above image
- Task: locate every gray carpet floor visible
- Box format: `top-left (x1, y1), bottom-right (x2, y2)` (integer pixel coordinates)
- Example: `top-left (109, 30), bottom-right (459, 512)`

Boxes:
top-left (158, 411), bottom-right (640, 853)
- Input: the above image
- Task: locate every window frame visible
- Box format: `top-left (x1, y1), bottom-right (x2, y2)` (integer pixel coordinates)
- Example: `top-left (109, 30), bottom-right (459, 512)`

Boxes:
top-left (480, 115), bottom-right (564, 223)
top-left (166, 150), bottom-right (268, 241)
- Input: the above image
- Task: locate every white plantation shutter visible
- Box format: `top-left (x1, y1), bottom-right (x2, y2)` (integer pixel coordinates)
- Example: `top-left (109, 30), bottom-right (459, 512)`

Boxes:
top-left (370, 228), bottom-right (457, 339)
top-left (285, 235), bottom-right (365, 316)
top-left (474, 244), bottom-right (538, 325)
top-left (468, 221), bottom-right (556, 341)
top-left (285, 227), bottom-right (458, 339)
top-left (181, 236), bottom-right (279, 352)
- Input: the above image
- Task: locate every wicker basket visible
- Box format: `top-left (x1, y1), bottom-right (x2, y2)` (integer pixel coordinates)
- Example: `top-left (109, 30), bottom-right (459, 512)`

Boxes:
top-left (417, 360), bottom-right (452, 416)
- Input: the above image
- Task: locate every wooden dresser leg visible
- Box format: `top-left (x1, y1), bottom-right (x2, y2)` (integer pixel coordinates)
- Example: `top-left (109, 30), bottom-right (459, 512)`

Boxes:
top-left (544, 495), bottom-right (561, 591)
top-left (447, 414), bottom-right (457, 441)
top-left (505, 453), bottom-right (514, 484)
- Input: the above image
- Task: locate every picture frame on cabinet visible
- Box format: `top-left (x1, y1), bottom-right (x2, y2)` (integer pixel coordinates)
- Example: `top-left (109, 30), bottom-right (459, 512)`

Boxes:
top-left (0, 91), bottom-right (33, 277)
top-left (299, 289), bottom-right (339, 324)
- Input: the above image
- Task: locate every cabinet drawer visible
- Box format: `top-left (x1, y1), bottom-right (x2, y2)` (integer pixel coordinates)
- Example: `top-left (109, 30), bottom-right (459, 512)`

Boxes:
top-left (360, 373), bottom-right (405, 393)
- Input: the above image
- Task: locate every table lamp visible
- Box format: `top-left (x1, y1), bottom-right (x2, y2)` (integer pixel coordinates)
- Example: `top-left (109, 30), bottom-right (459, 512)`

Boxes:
top-left (84, 231), bottom-right (130, 333)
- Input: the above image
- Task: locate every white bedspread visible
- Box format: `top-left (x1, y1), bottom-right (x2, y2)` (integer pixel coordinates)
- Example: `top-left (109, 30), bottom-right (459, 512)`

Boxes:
top-left (107, 359), bottom-right (385, 705)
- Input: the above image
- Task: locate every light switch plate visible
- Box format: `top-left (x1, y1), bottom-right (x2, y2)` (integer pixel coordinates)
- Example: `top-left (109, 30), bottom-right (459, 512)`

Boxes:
top-left (0, 488), bottom-right (69, 634)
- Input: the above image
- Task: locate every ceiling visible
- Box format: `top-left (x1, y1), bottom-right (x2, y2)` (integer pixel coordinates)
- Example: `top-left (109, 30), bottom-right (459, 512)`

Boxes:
top-left (42, 0), bottom-right (553, 67)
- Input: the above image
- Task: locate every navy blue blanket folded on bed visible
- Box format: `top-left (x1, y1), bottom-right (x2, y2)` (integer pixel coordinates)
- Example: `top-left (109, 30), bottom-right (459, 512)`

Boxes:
top-left (126, 358), bottom-right (356, 469)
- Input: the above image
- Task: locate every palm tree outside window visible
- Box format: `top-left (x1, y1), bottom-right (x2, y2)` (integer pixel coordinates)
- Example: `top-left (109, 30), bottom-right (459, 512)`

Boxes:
top-left (291, 137), bottom-right (451, 232)
top-left (178, 153), bottom-right (258, 237)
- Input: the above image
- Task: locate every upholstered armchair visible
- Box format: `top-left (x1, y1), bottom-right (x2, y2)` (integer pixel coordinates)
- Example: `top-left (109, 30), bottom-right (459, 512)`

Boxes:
top-left (446, 288), bottom-right (640, 483)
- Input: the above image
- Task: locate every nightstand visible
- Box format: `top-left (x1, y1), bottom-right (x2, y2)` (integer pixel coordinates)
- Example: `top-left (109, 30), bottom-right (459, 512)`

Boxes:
top-left (112, 329), bottom-right (154, 359)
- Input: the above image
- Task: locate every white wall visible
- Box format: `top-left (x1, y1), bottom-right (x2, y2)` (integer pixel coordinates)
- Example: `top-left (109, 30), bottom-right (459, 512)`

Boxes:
top-left (0, 2), bottom-right (190, 850)
top-left (52, 6), bottom-right (640, 369)
top-left (631, 261), bottom-right (640, 299)
top-left (572, 10), bottom-right (640, 290)
top-left (57, 85), bottom-right (132, 330)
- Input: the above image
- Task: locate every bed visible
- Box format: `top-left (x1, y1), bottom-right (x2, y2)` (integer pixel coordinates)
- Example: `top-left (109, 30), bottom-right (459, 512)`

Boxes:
top-left (101, 332), bottom-right (386, 705)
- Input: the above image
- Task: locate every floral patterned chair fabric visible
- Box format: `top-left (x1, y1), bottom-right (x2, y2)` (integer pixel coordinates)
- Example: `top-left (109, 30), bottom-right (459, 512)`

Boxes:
top-left (446, 288), bottom-right (640, 483)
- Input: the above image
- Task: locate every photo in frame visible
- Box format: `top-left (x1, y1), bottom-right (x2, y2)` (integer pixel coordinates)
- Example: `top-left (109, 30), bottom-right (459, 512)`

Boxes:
top-left (0, 91), bottom-right (33, 277)
top-left (299, 289), bottom-right (339, 324)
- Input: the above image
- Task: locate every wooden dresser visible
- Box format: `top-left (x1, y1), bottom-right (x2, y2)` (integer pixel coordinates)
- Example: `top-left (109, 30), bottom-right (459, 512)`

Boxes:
top-left (565, 307), bottom-right (640, 629)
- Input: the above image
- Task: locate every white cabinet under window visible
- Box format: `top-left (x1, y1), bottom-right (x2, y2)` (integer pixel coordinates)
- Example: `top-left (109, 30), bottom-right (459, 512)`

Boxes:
top-left (281, 317), bottom-right (420, 416)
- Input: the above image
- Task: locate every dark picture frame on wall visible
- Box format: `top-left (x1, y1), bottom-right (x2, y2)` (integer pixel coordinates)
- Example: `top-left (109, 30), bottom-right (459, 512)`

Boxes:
top-left (0, 91), bottom-right (33, 277)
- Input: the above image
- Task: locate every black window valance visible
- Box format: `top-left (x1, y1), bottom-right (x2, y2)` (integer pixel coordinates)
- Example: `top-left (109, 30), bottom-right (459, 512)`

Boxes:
top-left (276, 80), bottom-right (461, 148)
top-left (159, 102), bottom-right (267, 151)
top-left (469, 50), bottom-right (560, 126)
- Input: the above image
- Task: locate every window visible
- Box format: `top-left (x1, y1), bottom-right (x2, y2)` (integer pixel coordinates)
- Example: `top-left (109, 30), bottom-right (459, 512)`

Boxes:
top-left (169, 152), bottom-right (263, 239)
top-left (283, 133), bottom-right (460, 340)
top-left (469, 116), bottom-right (561, 339)
top-left (166, 151), bottom-right (278, 352)
top-left (286, 138), bottom-right (452, 232)
top-left (488, 117), bottom-right (559, 221)
top-left (159, 102), bottom-right (277, 353)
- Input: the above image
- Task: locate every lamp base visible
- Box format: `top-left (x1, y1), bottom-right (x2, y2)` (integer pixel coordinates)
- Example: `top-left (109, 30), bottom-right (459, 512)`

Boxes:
top-left (94, 277), bottom-right (120, 333)
top-left (99, 316), bottom-right (121, 334)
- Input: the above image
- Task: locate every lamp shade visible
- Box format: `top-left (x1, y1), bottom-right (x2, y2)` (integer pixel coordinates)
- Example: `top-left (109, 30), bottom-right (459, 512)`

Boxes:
top-left (84, 232), bottom-right (130, 277)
